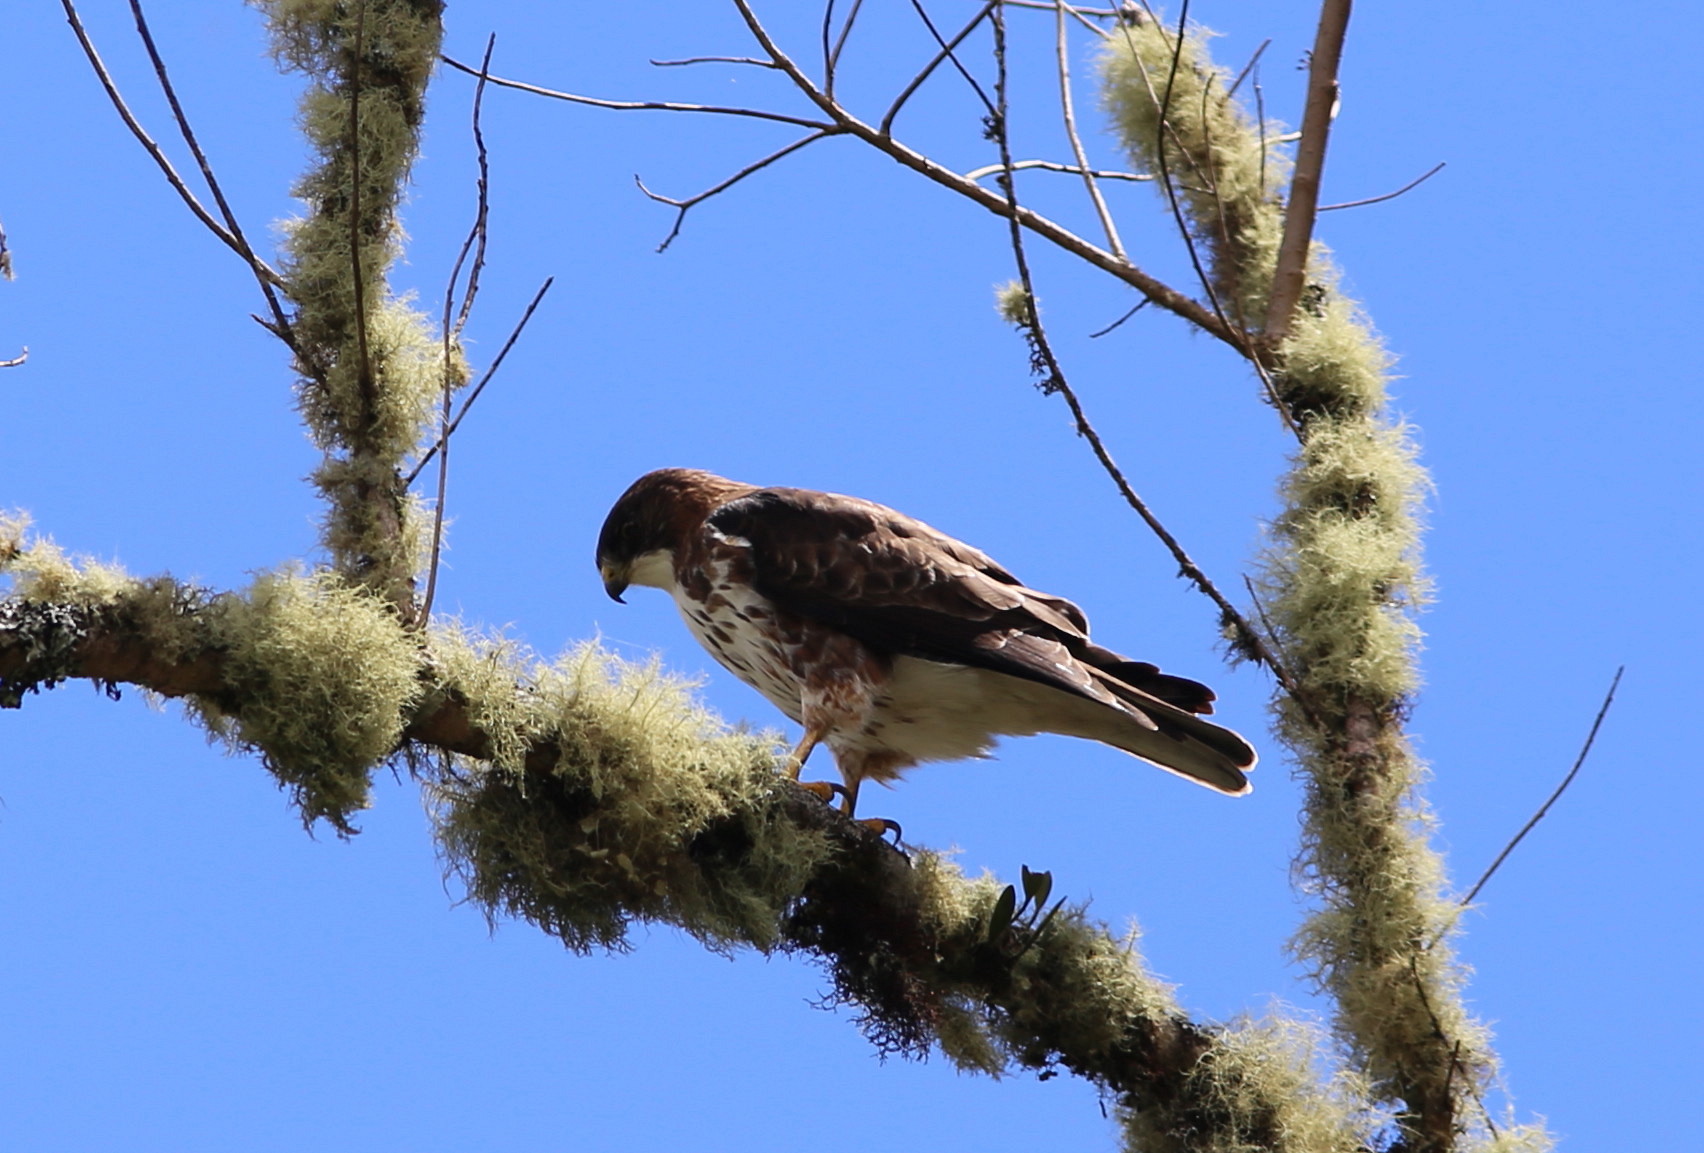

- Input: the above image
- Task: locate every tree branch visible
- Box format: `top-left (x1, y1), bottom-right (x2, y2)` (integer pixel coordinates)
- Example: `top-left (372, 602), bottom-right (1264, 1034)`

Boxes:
top-left (439, 55), bottom-right (838, 131)
top-left (1459, 666), bottom-right (1624, 908)
top-left (61, 0), bottom-right (290, 296)
top-left (1262, 0), bottom-right (1352, 345)
top-left (0, 586), bottom-right (1355, 1151)
top-left (636, 130), bottom-right (840, 253)
top-left (1053, 0), bottom-right (1126, 260)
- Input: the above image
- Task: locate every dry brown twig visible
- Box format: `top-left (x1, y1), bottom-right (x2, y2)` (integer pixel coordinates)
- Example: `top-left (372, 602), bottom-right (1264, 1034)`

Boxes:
top-left (1262, 0), bottom-right (1352, 345)
top-left (441, 3), bottom-right (1238, 348)
top-left (422, 35), bottom-right (499, 629)
top-left (1053, 0), bottom-right (1126, 260)
top-left (962, 157), bottom-right (1149, 183)
top-left (406, 277), bottom-right (555, 488)
top-left (60, 0), bottom-right (292, 336)
top-left (637, 130), bottom-right (840, 254)
top-left (985, 6), bottom-right (1291, 689)
top-left (123, 0), bottom-right (293, 342)
top-left (1459, 666), bottom-right (1624, 908)
top-left (1319, 160), bottom-right (1445, 212)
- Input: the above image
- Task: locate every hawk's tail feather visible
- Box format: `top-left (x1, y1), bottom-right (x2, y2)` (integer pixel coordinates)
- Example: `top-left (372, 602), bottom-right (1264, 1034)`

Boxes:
top-left (1079, 674), bottom-right (1256, 795)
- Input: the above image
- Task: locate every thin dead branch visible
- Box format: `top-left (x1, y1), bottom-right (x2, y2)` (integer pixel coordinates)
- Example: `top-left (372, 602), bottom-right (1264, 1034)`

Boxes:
top-left (906, 0), bottom-right (997, 116)
top-left (439, 55), bottom-right (837, 131)
top-left (963, 157), bottom-right (1149, 183)
top-left (406, 277), bottom-right (554, 487)
top-left (125, 0), bottom-right (292, 341)
top-left (1262, 0), bottom-right (1353, 345)
top-left (1319, 161), bottom-right (1445, 212)
top-left (651, 55), bottom-right (777, 70)
top-left (1228, 37), bottom-right (1270, 96)
top-left (1086, 297), bottom-right (1147, 337)
top-left (880, 1), bottom-right (995, 136)
top-left (988, 7), bottom-right (1285, 686)
top-left (423, 36), bottom-right (498, 630)
top-left (1459, 666), bottom-right (1624, 908)
top-left (448, 36), bottom-right (497, 341)
top-left (61, 0), bottom-right (289, 294)
top-left (637, 130), bottom-right (838, 253)
top-left (1054, 0), bottom-right (1126, 259)
top-left (0, 349), bottom-right (27, 370)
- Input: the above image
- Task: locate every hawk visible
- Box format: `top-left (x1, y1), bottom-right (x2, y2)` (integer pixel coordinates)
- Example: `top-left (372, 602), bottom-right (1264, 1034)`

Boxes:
top-left (596, 468), bottom-right (1255, 815)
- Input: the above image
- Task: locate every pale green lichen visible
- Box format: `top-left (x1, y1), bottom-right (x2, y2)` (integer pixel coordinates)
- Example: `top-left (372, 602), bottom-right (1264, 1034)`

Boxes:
top-left (994, 279), bottom-right (1035, 327)
top-left (1099, 14), bottom-right (1288, 323)
top-left (429, 639), bottom-right (835, 952)
top-left (1120, 1017), bottom-right (1384, 1153)
top-left (189, 569), bottom-right (422, 833)
top-left (254, 0), bottom-right (459, 611)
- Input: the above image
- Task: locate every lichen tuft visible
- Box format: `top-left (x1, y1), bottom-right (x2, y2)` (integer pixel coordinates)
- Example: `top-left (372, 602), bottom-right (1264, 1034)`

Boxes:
top-left (189, 569), bottom-right (422, 833)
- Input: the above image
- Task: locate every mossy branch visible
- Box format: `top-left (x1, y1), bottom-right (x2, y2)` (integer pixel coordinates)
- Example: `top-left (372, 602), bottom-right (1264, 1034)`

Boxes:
top-left (3, 531), bottom-right (1389, 1153)
top-left (1097, 15), bottom-right (1514, 1153)
top-left (257, 0), bottom-right (463, 615)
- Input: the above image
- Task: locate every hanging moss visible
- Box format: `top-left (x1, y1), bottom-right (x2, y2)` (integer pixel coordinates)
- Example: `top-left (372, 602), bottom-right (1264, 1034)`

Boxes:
top-left (254, 0), bottom-right (461, 611)
top-left (429, 640), bottom-right (836, 952)
top-left (1099, 14), bottom-right (1288, 324)
top-left (188, 569), bottom-right (422, 833)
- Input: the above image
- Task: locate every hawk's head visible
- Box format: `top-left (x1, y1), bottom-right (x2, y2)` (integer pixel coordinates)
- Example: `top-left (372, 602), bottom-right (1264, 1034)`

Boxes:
top-left (596, 468), bottom-right (754, 601)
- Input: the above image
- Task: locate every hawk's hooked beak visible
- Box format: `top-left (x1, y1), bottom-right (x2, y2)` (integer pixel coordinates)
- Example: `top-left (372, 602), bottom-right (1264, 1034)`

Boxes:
top-left (599, 558), bottom-right (629, 604)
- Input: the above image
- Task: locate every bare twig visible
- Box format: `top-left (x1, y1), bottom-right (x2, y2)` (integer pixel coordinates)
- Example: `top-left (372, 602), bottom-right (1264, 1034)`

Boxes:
top-left (1228, 37), bottom-right (1270, 96)
top-left (1459, 666), bottom-right (1624, 908)
top-left (988, 7), bottom-right (1282, 683)
top-left (907, 0), bottom-right (997, 116)
top-left (1002, 0), bottom-right (1117, 13)
top-left (440, 55), bottom-right (836, 131)
top-left (0, 349), bottom-right (27, 369)
top-left (1003, 0), bottom-right (1112, 36)
top-left (1054, 0), bottom-right (1126, 259)
top-left (880, 1), bottom-right (996, 136)
top-left (125, 0), bottom-right (292, 341)
top-left (724, 0), bottom-right (1236, 344)
top-left (651, 55), bottom-right (777, 69)
top-left (469, 5), bottom-right (1232, 345)
top-left (449, 36), bottom-right (496, 339)
top-left (964, 157), bottom-right (1149, 182)
top-left (60, 1), bottom-right (288, 293)
top-left (1263, 0), bottom-right (1353, 345)
top-left (422, 36), bottom-right (498, 629)
top-left (0, 217), bottom-right (11, 280)
top-left (828, 0), bottom-right (867, 79)
top-left (406, 277), bottom-right (555, 487)
top-left (1087, 297), bottom-right (1147, 337)
top-left (348, 1), bottom-right (375, 416)
top-left (637, 130), bottom-right (837, 253)
top-left (1319, 161), bottom-right (1445, 212)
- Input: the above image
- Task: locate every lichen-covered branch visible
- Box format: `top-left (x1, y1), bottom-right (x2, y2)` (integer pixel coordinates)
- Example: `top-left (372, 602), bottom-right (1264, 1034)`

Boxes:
top-left (1098, 16), bottom-right (1527, 1153)
top-left (1, 527), bottom-right (1382, 1153)
top-left (259, 0), bottom-right (465, 614)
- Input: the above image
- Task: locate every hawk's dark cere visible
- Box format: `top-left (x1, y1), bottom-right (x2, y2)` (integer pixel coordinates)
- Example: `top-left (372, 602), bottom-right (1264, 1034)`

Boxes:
top-left (596, 468), bottom-right (1256, 815)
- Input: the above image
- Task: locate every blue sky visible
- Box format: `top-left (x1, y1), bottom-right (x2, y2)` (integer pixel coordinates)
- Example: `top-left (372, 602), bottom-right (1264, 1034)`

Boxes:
top-left (2, 2), bottom-right (1699, 1150)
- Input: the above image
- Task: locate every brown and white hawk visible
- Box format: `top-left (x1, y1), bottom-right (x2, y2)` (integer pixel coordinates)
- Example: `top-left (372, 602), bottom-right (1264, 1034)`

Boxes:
top-left (596, 468), bottom-right (1255, 815)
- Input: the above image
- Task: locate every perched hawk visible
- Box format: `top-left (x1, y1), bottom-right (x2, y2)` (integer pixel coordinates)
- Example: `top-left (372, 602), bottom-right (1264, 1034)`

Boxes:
top-left (596, 468), bottom-right (1255, 815)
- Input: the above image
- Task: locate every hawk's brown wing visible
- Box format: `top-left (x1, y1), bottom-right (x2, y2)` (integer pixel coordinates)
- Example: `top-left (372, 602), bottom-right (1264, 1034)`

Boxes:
top-left (705, 487), bottom-right (1252, 776)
